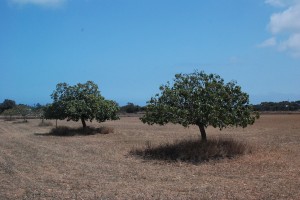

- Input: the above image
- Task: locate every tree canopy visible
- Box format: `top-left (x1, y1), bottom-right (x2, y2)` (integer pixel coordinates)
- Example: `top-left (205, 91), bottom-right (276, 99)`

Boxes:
top-left (0, 99), bottom-right (16, 113)
top-left (141, 71), bottom-right (259, 141)
top-left (45, 81), bottom-right (119, 128)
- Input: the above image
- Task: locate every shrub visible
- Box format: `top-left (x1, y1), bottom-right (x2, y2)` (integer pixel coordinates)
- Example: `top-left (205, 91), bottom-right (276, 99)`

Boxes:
top-left (98, 126), bottom-right (114, 134)
top-left (38, 121), bottom-right (53, 127)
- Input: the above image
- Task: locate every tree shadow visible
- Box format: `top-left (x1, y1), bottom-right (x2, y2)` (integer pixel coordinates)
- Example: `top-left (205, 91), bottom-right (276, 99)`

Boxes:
top-left (130, 138), bottom-right (252, 164)
top-left (12, 120), bottom-right (28, 124)
top-left (34, 126), bottom-right (114, 137)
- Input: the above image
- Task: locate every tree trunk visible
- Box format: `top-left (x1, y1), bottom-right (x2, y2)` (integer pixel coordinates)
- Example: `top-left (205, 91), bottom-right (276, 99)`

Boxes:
top-left (81, 117), bottom-right (86, 128)
top-left (198, 124), bottom-right (207, 141)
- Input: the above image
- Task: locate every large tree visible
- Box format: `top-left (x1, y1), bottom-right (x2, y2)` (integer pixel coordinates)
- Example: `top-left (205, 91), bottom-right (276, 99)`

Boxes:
top-left (45, 81), bottom-right (119, 128)
top-left (141, 71), bottom-right (259, 141)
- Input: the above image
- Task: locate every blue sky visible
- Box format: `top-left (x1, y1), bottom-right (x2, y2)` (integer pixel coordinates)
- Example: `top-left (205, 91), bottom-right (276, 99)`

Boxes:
top-left (1, 0), bottom-right (300, 106)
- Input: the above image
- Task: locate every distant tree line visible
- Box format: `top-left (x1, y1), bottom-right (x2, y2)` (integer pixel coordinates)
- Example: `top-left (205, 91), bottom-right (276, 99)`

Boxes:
top-left (253, 101), bottom-right (300, 111)
top-left (0, 99), bottom-right (145, 120)
top-left (119, 102), bottom-right (145, 113)
top-left (0, 99), bottom-right (46, 121)
top-left (1, 98), bottom-right (299, 121)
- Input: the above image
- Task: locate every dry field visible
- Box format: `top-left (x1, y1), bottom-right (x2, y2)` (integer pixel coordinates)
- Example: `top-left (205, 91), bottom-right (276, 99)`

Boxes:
top-left (0, 114), bottom-right (299, 199)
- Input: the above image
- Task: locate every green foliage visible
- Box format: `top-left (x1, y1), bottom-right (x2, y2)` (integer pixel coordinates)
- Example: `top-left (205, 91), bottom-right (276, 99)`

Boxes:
top-left (2, 105), bottom-right (31, 121)
top-left (30, 103), bottom-right (46, 119)
top-left (2, 108), bottom-right (16, 120)
top-left (254, 101), bottom-right (300, 111)
top-left (141, 70), bottom-right (259, 140)
top-left (45, 81), bottom-right (119, 128)
top-left (120, 102), bottom-right (144, 113)
top-left (15, 105), bottom-right (31, 121)
top-left (0, 99), bottom-right (16, 113)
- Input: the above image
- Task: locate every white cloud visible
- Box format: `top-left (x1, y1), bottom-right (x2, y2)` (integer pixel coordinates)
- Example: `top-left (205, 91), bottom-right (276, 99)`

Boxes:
top-left (9, 0), bottom-right (66, 7)
top-left (258, 37), bottom-right (277, 47)
top-left (265, 0), bottom-right (300, 7)
top-left (279, 33), bottom-right (300, 57)
top-left (261, 1), bottom-right (300, 58)
top-left (269, 4), bottom-right (300, 34)
top-left (265, 0), bottom-right (286, 7)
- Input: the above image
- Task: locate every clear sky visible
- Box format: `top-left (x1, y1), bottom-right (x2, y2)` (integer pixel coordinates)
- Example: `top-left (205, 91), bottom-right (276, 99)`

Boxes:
top-left (1, 0), bottom-right (300, 106)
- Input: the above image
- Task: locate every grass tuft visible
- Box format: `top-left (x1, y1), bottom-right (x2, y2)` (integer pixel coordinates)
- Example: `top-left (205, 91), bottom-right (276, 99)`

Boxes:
top-left (130, 138), bottom-right (251, 164)
top-left (48, 126), bottom-right (114, 136)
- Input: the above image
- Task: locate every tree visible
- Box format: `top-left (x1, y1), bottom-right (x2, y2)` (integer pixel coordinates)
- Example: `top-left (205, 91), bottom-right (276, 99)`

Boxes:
top-left (44, 102), bottom-right (65, 128)
top-left (0, 99), bottom-right (16, 113)
top-left (2, 108), bottom-right (16, 120)
top-left (140, 71), bottom-right (259, 141)
top-left (45, 81), bottom-right (119, 128)
top-left (2, 105), bottom-right (31, 121)
top-left (31, 103), bottom-right (47, 124)
top-left (16, 105), bottom-right (32, 122)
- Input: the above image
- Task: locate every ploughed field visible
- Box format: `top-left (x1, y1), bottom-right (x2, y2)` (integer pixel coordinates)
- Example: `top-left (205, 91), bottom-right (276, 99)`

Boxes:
top-left (0, 114), bottom-right (299, 199)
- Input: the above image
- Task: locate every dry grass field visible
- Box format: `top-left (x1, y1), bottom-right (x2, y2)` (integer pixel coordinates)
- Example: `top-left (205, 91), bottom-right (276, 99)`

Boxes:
top-left (0, 114), bottom-right (299, 199)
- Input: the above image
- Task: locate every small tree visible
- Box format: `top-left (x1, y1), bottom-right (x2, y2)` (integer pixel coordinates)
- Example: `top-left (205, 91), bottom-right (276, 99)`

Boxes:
top-left (45, 81), bottom-right (119, 128)
top-left (15, 105), bottom-right (32, 122)
top-left (44, 103), bottom-right (65, 128)
top-left (2, 105), bottom-right (31, 121)
top-left (141, 71), bottom-right (259, 141)
top-left (31, 104), bottom-right (46, 123)
top-left (2, 108), bottom-right (15, 120)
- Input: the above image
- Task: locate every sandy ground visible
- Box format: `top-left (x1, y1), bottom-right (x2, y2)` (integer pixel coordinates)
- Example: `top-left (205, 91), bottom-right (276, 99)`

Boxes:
top-left (0, 114), bottom-right (299, 199)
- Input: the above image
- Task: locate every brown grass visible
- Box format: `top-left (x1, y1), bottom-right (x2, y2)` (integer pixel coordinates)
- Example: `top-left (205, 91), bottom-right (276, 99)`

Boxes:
top-left (0, 114), bottom-right (299, 199)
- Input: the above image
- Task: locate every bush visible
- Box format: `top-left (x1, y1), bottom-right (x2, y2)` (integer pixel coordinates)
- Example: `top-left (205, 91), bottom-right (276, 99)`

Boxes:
top-left (48, 126), bottom-right (114, 136)
top-left (98, 126), bottom-right (114, 134)
top-left (130, 138), bottom-right (251, 164)
top-left (38, 121), bottom-right (53, 127)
